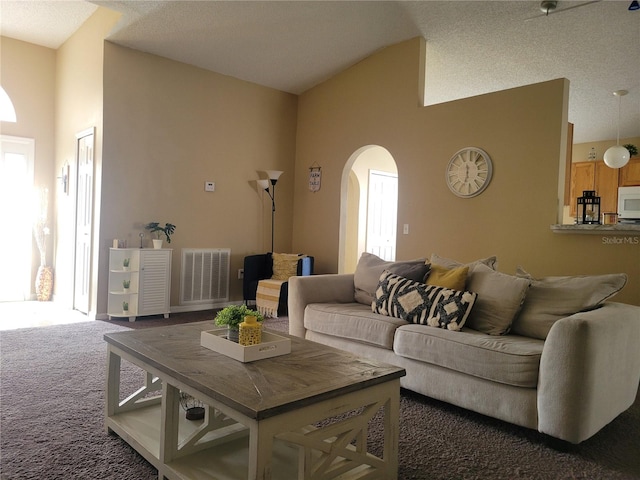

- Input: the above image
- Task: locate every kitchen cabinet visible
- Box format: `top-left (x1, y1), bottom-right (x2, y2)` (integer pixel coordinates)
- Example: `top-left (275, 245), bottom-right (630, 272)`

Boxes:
top-left (620, 157), bottom-right (640, 187)
top-left (569, 160), bottom-right (619, 217)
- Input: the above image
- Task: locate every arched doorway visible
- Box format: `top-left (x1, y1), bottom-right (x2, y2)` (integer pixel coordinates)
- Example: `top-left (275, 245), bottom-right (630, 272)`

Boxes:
top-left (338, 145), bottom-right (398, 273)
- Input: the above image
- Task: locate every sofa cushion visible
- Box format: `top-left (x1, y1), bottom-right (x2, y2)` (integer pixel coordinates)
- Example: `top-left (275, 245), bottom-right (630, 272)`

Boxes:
top-left (510, 267), bottom-right (628, 340)
top-left (353, 252), bottom-right (429, 305)
top-left (372, 270), bottom-right (477, 331)
top-left (425, 264), bottom-right (469, 291)
top-left (304, 302), bottom-right (404, 349)
top-left (393, 324), bottom-right (544, 388)
top-left (465, 263), bottom-right (530, 335)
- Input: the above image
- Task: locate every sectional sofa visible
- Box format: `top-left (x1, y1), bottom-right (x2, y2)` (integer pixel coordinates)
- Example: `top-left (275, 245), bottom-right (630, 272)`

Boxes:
top-left (288, 253), bottom-right (640, 444)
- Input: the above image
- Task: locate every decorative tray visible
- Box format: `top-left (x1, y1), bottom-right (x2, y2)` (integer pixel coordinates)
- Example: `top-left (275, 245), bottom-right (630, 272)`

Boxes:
top-left (200, 328), bottom-right (291, 363)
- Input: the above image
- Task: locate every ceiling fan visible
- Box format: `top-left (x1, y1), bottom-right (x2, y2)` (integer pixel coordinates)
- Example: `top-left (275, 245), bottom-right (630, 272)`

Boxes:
top-left (526, 0), bottom-right (601, 20)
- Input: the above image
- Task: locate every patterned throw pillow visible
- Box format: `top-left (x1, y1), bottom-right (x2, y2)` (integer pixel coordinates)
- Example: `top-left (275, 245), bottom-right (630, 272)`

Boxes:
top-left (372, 271), bottom-right (477, 331)
top-left (271, 253), bottom-right (302, 281)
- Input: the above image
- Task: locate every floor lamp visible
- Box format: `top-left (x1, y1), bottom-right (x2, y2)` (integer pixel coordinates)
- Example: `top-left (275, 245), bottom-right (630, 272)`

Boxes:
top-left (257, 170), bottom-right (283, 252)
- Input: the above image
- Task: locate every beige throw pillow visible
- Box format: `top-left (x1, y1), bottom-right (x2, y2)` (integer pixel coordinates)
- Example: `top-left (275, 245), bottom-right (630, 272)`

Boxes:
top-left (353, 252), bottom-right (430, 305)
top-left (465, 263), bottom-right (531, 335)
top-left (271, 253), bottom-right (302, 281)
top-left (510, 267), bottom-right (627, 340)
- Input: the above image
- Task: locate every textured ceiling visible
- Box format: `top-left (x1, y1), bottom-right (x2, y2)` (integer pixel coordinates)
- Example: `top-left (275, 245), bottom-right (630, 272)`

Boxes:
top-left (1, 0), bottom-right (639, 144)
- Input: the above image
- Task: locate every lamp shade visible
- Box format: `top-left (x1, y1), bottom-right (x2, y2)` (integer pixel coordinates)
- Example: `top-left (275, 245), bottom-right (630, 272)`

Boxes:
top-left (257, 179), bottom-right (270, 190)
top-left (265, 170), bottom-right (284, 182)
top-left (603, 145), bottom-right (630, 169)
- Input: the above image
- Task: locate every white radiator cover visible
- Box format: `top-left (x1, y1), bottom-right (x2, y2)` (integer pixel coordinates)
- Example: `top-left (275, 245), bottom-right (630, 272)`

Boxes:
top-left (180, 248), bottom-right (230, 305)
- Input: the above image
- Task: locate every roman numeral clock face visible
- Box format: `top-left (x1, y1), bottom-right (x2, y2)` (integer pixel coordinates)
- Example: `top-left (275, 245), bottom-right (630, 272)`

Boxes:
top-left (445, 147), bottom-right (493, 198)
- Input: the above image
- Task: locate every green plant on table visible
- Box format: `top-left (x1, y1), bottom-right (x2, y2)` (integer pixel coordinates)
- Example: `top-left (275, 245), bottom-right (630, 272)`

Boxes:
top-left (215, 305), bottom-right (264, 330)
top-left (145, 222), bottom-right (176, 243)
top-left (123, 280), bottom-right (130, 289)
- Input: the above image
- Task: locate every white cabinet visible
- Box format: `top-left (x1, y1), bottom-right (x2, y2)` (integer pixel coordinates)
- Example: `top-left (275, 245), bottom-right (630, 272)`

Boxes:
top-left (108, 248), bottom-right (172, 322)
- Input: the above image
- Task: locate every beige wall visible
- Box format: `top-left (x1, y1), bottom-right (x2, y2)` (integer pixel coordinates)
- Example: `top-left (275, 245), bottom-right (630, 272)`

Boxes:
top-left (54, 8), bottom-right (121, 315)
top-left (5, 28), bottom-right (638, 311)
top-left (0, 37), bottom-right (56, 294)
top-left (293, 37), bottom-right (639, 305)
top-left (101, 42), bottom-right (298, 313)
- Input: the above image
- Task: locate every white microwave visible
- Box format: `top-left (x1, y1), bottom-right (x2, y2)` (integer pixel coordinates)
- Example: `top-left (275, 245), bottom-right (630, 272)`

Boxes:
top-left (618, 186), bottom-right (640, 222)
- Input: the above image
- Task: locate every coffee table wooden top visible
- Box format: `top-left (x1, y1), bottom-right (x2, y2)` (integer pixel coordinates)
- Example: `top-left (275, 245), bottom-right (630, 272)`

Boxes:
top-left (104, 321), bottom-right (405, 420)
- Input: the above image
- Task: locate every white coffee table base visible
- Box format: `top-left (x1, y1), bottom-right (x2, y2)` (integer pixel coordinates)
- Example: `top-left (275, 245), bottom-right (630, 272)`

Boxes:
top-left (105, 344), bottom-right (400, 480)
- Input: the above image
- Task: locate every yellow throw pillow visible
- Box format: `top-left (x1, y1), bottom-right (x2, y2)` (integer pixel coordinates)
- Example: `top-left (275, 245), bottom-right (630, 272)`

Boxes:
top-left (271, 253), bottom-right (302, 281)
top-left (425, 264), bottom-right (469, 291)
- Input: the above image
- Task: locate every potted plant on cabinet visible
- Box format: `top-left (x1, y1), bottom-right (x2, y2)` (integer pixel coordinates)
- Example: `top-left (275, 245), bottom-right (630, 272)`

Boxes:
top-left (122, 279), bottom-right (130, 293)
top-left (145, 222), bottom-right (176, 249)
top-left (122, 301), bottom-right (129, 314)
top-left (215, 305), bottom-right (264, 343)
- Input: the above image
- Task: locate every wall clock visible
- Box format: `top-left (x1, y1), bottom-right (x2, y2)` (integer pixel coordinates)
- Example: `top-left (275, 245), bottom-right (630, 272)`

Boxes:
top-left (445, 147), bottom-right (493, 198)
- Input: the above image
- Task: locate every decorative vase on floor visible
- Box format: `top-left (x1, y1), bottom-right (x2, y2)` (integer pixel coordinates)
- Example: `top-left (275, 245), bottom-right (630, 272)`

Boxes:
top-left (35, 265), bottom-right (54, 301)
top-left (152, 239), bottom-right (163, 249)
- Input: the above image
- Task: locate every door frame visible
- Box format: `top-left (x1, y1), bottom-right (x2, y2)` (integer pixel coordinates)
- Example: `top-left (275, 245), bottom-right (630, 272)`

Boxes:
top-left (73, 127), bottom-right (95, 313)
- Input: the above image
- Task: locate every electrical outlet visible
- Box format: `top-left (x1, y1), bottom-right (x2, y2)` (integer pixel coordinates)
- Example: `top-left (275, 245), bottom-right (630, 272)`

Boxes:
top-left (205, 181), bottom-right (215, 192)
top-left (403, 224), bottom-right (409, 235)
top-left (238, 268), bottom-right (244, 280)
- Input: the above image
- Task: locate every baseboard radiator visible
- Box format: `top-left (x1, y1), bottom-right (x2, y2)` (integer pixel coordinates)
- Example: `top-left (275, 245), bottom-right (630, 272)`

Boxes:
top-left (180, 248), bottom-right (230, 306)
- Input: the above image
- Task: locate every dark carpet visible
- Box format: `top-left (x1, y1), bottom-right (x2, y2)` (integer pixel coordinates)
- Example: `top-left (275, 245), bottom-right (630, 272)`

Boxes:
top-left (1, 316), bottom-right (639, 479)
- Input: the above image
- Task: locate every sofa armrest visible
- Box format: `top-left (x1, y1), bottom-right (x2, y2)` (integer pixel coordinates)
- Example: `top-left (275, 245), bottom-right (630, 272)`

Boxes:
top-left (537, 302), bottom-right (640, 443)
top-left (288, 274), bottom-right (356, 338)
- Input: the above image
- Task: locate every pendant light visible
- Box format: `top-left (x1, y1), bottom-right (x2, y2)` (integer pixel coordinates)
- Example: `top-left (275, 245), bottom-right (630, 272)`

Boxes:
top-left (603, 90), bottom-right (630, 169)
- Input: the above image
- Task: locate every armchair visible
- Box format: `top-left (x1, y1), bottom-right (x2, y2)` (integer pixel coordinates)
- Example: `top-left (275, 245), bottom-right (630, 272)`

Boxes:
top-left (243, 253), bottom-right (314, 315)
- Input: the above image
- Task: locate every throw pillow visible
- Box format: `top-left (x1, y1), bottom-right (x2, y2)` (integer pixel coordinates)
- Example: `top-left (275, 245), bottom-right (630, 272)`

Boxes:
top-left (271, 253), bottom-right (302, 281)
top-left (429, 253), bottom-right (498, 271)
top-left (425, 264), bottom-right (469, 291)
top-left (353, 252), bottom-right (430, 305)
top-left (510, 267), bottom-right (628, 340)
top-left (372, 270), bottom-right (477, 331)
top-left (465, 263), bottom-right (531, 335)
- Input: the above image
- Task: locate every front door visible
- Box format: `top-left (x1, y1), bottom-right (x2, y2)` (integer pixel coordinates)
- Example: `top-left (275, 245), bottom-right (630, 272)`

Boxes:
top-left (73, 129), bottom-right (94, 313)
top-left (0, 136), bottom-right (35, 302)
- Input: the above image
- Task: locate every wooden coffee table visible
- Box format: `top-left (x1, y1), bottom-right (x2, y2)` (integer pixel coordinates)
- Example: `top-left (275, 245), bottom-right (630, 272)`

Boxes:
top-left (104, 321), bottom-right (405, 480)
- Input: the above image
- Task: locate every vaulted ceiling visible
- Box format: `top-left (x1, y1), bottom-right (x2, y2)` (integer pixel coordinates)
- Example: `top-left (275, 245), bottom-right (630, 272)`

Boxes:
top-left (2, 0), bottom-right (638, 144)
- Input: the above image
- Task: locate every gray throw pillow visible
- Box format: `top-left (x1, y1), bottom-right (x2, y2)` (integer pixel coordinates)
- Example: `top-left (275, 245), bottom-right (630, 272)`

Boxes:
top-left (510, 267), bottom-right (627, 340)
top-left (353, 252), bottom-right (429, 305)
top-left (465, 263), bottom-right (531, 335)
top-left (430, 253), bottom-right (498, 271)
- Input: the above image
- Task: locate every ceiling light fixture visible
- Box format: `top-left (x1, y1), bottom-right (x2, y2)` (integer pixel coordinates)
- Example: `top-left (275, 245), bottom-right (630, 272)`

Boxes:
top-left (603, 90), bottom-right (630, 169)
top-left (540, 0), bottom-right (557, 15)
top-left (629, 1), bottom-right (640, 11)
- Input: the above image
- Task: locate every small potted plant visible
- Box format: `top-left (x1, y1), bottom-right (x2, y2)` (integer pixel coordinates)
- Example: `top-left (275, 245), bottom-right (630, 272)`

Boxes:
top-left (145, 222), bottom-right (176, 249)
top-left (215, 305), bottom-right (264, 343)
top-left (123, 258), bottom-right (130, 270)
top-left (623, 144), bottom-right (638, 158)
top-left (122, 301), bottom-right (129, 314)
top-left (122, 279), bottom-right (130, 293)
